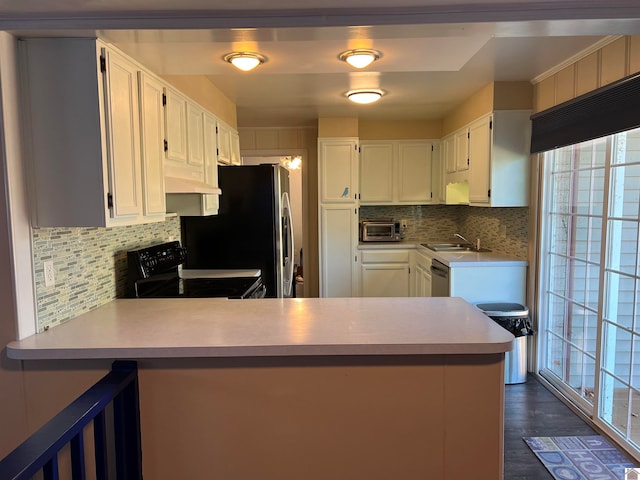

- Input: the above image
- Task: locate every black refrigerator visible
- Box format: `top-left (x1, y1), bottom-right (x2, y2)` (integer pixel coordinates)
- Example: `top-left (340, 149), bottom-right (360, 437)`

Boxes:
top-left (181, 164), bottom-right (294, 298)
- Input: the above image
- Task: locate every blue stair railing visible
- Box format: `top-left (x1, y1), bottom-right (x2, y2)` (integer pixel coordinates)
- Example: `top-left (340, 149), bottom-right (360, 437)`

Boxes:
top-left (0, 360), bottom-right (142, 480)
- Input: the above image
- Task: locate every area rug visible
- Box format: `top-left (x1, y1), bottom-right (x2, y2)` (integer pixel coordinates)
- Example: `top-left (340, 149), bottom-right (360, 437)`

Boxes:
top-left (523, 436), bottom-right (636, 480)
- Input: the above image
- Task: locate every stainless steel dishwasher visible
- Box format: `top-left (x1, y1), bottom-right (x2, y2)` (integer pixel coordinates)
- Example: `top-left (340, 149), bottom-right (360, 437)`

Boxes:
top-left (430, 259), bottom-right (450, 297)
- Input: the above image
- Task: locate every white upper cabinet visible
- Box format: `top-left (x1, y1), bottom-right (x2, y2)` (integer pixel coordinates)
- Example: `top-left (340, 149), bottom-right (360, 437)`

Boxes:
top-left (468, 115), bottom-right (492, 204)
top-left (215, 120), bottom-right (240, 166)
top-left (360, 140), bottom-right (433, 205)
top-left (138, 71), bottom-right (167, 219)
top-left (454, 129), bottom-right (470, 172)
top-left (164, 109), bottom-right (222, 217)
top-left (217, 120), bottom-right (233, 165)
top-left (102, 47), bottom-right (143, 219)
top-left (22, 38), bottom-right (163, 227)
top-left (397, 141), bottom-right (433, 203)
top-left (441, 110), bottom-right (531, 207)
top-left (202, 113), bottom-right (220, 215)
top-left (164, 86), bottom-right (188, 165)
top-left (186, 102), bottom-right (205, 167)
top-left (467, 111), bottom-right (531, 207)
top-left (230, 130), bottom-right (242, 165)
top-left (360, 142), bottom-right (394, 203)
top-left (319, 138), bottom-right (359, 203)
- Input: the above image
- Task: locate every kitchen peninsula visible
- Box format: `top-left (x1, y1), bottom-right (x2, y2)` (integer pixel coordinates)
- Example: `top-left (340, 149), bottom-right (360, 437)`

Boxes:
top-left (8, 297), bottom-right (513, 480)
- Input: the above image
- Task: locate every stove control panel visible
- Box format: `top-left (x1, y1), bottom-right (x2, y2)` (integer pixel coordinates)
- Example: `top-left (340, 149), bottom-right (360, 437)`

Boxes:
top-left (127, 241), bottom-right (186, 280)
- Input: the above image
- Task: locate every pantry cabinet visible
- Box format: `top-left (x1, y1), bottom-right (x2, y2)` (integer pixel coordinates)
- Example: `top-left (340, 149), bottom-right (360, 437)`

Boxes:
top-left (360, 140), bottom-right (433, 205)
top-left (360, 249), bottom-right (410, 297)
top-left (318, 138), bottom-right (360, 297)
top-left (22, 38), bottom-right (165, 227)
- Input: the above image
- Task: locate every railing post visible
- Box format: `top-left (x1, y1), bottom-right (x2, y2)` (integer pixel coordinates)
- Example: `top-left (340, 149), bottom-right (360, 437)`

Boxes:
top-left (113, 361), bottom-right (143, 480)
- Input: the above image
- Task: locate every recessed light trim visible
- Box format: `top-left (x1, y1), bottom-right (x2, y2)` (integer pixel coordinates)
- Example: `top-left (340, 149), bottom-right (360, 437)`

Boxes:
top-left (223, 52), bottom-right (267, 72)
top-left (338, 49), bottom-right (382, 69)
top-left (346, 89), bottom-right (385, 104)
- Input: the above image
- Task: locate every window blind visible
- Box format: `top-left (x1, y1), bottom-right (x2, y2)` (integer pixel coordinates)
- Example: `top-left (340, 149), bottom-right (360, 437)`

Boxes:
top-left (530, 72), bottom-right (640, 153)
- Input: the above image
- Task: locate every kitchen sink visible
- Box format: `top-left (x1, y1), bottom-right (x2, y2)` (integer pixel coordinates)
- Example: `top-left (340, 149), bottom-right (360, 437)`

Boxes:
top-left (422, 242), bottom-right (492, 253)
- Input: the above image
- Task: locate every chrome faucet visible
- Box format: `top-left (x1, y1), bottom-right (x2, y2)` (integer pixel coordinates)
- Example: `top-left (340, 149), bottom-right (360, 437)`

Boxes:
top-left (454, 233), bottom-right (482, 251)
top-left (453, 233), bottom-right (471, 244)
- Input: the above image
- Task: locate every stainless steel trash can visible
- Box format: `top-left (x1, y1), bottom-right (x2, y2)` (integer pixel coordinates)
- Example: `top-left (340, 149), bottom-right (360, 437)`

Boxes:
top-left (475, 302), bottom-right (532, 385)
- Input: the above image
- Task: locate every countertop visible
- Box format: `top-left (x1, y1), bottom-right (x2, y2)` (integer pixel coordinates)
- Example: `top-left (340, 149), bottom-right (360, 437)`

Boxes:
top-left (359, 241), bottom-right (528, 267)
top-left (7, 297), bottom-right (514, 360)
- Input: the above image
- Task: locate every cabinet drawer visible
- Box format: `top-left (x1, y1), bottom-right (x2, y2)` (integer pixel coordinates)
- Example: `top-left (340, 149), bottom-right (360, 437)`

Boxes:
top-left (361, 249), bottom-right (410, 263)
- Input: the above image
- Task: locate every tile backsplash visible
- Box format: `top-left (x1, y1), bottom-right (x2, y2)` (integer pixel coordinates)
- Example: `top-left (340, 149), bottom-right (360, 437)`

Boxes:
top-left (360, 205), bottom-right (529, 259)
top-left (32, 217), bottom-right (180, 332)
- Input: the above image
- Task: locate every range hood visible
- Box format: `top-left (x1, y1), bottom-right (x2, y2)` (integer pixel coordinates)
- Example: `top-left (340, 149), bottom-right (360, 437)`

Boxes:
top-left (165, 176), bottom-right (222, 195)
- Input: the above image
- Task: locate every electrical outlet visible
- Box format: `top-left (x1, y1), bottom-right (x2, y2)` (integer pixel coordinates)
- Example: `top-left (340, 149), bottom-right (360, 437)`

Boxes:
top-left (44, 260), bottom-right (55, 287)
top-left (499, 224), bottom-right (507, 238)
top-left (401, 218), bottom-right (409, 229)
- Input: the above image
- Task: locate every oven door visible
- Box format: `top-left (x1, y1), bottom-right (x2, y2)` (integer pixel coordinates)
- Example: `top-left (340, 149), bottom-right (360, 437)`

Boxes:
top-left (179, 269), bottom-right (265, 299)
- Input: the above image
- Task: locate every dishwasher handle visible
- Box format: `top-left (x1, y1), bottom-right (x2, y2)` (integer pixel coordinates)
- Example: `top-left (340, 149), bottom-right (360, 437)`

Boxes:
top-left (430, 261), bottom-right (449, 278)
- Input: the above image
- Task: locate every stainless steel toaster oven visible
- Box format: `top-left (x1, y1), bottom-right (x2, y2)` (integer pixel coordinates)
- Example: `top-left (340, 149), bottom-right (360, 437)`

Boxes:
top-left (360, 220), bottom-right (401, 242)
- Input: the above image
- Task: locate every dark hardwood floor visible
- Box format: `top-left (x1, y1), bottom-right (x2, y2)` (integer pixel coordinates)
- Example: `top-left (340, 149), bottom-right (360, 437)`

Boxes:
top-left (504, 375), bottom-right (600, 479)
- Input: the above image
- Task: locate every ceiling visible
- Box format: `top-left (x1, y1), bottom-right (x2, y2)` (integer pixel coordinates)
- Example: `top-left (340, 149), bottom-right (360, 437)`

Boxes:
top-left (4, 1), bottom-right (640, 127)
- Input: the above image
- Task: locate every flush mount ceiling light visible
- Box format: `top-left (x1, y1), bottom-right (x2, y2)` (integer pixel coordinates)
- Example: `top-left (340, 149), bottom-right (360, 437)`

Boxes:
top-left (346, 89), bottom-right (385, 105)
top-left (223, 52), bottom-right (267, 72)
top-left (338, 49), bottom-right (381, 69)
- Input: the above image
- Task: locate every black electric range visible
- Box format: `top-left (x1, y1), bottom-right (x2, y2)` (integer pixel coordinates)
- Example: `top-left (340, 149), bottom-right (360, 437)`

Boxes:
top-left (127, 241), bottom-right (266, 299)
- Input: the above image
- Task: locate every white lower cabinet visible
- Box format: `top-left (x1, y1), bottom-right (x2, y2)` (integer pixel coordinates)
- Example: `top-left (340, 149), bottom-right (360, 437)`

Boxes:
top-left (410, 249), bottom-right (433, 297)
top-left (360, 249), bottom-right (410, 297)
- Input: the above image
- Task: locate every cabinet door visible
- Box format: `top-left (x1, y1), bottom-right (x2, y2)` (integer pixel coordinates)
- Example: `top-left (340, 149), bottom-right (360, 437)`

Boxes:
top-left (432, 144), bottom-right (446, 204)
top-left (217, 121), bottom-right (232, 164)
top-left (360, 142), bottom-right (393, 203)
top-left (202, 113), bottom-right (219, 215)
top-left (397, 141), bottom-right (432, 203)
top-left (138, 72), bottom-right (166, 218)
top-left (319, 139), bottom-right (359, 203)
top-left (230, 131), bottom-right (241, 165)
top-left (361, 264), bottom-right (409, 297)
top-left (103, 48), bottom-right (143, 219)
top-left (468, 115), bottom-right (492, 204)
top-left (186, 102), bottom-right (205, 166)
top-left (454, 129), bottom-right (469, 172)
top-left (319, 205), bottom-right (359, 297)
top-left (444, 135), bottom-right (457, 173)
top-left (164, 87), bottom-right (188, 164)
top-left (421, 268), bottom-right (432, 297)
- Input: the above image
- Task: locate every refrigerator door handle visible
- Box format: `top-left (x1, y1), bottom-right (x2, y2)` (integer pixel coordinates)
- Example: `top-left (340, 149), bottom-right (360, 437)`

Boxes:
top-left (281, 191), bottom-right (295, 297)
